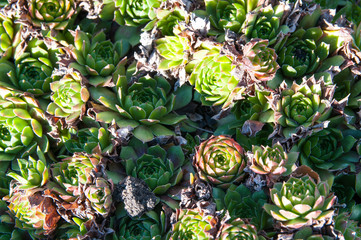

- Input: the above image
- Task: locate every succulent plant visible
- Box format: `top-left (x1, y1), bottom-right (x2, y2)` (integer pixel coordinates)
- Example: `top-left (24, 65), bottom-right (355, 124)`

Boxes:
top-left (242, 39), bottom-right (279, 81)
top-left (249, 143), bottom-right (298, 176)
top-left (68, 30), bottom-right (129, 86)
top-left (100, 0), bottom-right (162, 26)
top-left (243, 4), bottom-right (289, 45)
top-left (0, 12), bottom-right (22, 60)
top-left (0, 87), bottom-right (49, 164)
top-left (5, 39), bottom-right (61, 96)
top-left (84, 177), bottom-right (112, 216)
top-left (293, 128), bottom-right (358, 171)
top-left (264, 175), bottom-right (336, 229)
top-left (213, 184), bottom-right (272, 230)
top-left (156, 35), bottom-right (190, 70)
top-left (4, 184), bottom-right (61, 237)
top-left (188, 45), bottom-right (243, 108)
top-left (194, 135), bottom-right (246, 189)
top-left (7, 148), bottom-right (49, 190)
top-left (51, 153), bottom-right (100, 202)
top-left (204, 0), bottom-right (259, 34)
top-left (112, 210), bottom-right (166, 240)
top-left (274, 77), bottom-right (335, 138)
top-left (170, 208), bottom-right (218, 240)
top-left (26, 0), bottom-right (78, 30)
top-left (90, 65), bottom-right (188, 142)
top-left (47, 71), bottom-right (89, 125)
top-left (275, 25), bottom-right (343, 79)
top-left (218, 218), bottom-right (260, 240)
top-left (120, 138), bottom-right (184, 195)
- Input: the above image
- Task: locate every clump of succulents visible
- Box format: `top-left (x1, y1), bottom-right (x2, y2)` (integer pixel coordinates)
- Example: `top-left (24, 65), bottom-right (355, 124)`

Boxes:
top-left (264, 174), bottom-right (336, 229)
top-left (194, 135), bottom-right (246, 189)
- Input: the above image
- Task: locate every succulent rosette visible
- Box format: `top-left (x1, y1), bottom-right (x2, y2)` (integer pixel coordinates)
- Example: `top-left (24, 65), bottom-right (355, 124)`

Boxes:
top-left (100, 0), bottom-right (162, 26)
top-left (194, 135), bottom-right (246, 189)
top-left (156, 35), bottom-right (190, 70)
top-left (90, 65), bottom-right (188, 142)
top-left (204, 0), bottom-right (259, 34)
top-left (120, 138), bottom-right (184, 195)
top-left (4, 39), bottom-right (61, 96)
top-left (243, 4), bottom-right (289, 45)
top-left (51, 153), bottom-right (100, 202)
top-left (264, 175), bottom-right (336, 229)
top-left (112, 210), bottom-right (165, 240)
top-left (47, 71), bottom-right (89, 124)
top-left (293, 128), bottom-right (358, 171)
top-left (147, 7), bottom-right (188, 36)
top-left (7, 148), bottom-right (49, 190)
top-left (0, 12), bottom-right (22, 60)
top-left (84, 177), bottom-right (112, 216)
top-left (27, 0), bottom-right (78, 30)
top-left (188, 46), bottom-right (243, 108)
top-left (4, 184), bottom-right (61, 237)
top-left (0, 87), bottom-right (49, 163)
top-left (218, 218), bottom-right (260, 240)
top-left (170, 208), bottom-right (218, 240)
top-left (275, 24), bottom-right (343, 79)
top-left (242, 39), bottom-right (279, 81)
top-left (274, 77), bottom-right (335, 138)
top-left (249, 143), bottom-right (298, 176)
top-left (213, 184), bottom-right (272, 230)
top-left (68, 30), bottom-right (129, 86)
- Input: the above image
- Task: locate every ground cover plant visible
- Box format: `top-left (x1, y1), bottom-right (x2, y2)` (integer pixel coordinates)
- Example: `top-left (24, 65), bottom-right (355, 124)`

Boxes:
top-left (0, 0), bottom-right (361, 239)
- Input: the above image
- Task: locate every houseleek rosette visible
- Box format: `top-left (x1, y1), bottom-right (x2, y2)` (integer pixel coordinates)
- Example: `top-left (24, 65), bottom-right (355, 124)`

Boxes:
top-left (120, 139), bottom-right (184, 195)
top-left (7, 39), bottom-right (61, 95)
top-left (47, 71), bottom-right (89, 124)
top-left (5, 185), bottom-right (61, 237)
top-left (188, 48), bottom-right (242, 108)
top-left (51, 153), bottom-right (100, 202)
top-left (156, 35), bottom-right (190, 70)
top-left (100, 0), bottom-right (162, 26)
top-left (264, 175), bottom-right (336, 229)
top-left (218, 218), bottom-right (259, 240)
top-left (7, 148), bottom-right (49, 190)
top-left (84, 177), bottom-right (112, 216)
top-left (242, 39), bottom-right (279, 81)
top-left (90, 66), bottom-right (187, 142)
top-left (274, 77), bottom-right (334, 138)
top-left (68, 30), bottom-right (129, 86)
top-left (113, 210), bottom-right (165, 240)
top-left (0, 13), bottom-right (22, 60)
top-left (194, 135), bottom-right (246, 189)
top-left (213, 184), bottom-right (271, 230)
top-left (205, 0), bottom-right (258, 34)
top-left (170, 208), bottom-right (218, 240)
top-left (149, 7), bottom-right (187, 36)
top-left (27, 0), bottom-right (78, 30)
top-left (0, 87), bottom-right (49, 162)
top-left (276, 27), bottom-right (333, 78)
top-left (294, 128), bottom-right (358, 171)
top-left (243, 4), bottom-right (289, 45)
top-left (249, 143), bottom-right (298, 176)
